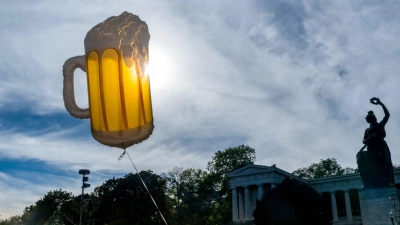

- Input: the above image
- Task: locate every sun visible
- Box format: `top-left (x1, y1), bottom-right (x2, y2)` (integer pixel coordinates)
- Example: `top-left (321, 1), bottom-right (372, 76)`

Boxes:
top-left (145, 48), bottom-right (173, 89)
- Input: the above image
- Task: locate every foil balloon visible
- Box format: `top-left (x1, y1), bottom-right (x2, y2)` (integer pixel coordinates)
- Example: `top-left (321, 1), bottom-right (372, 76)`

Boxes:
top-left (63, 12), bottom-right (154, 149)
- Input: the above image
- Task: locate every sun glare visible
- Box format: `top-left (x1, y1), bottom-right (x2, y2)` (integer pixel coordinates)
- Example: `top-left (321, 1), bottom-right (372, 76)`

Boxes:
top-left (145, 48), bottom-right (173, 89)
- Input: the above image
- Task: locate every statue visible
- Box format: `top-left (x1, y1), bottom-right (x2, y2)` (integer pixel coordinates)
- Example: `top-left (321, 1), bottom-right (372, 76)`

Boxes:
top-left (357, 97), bottom-right (394, 189)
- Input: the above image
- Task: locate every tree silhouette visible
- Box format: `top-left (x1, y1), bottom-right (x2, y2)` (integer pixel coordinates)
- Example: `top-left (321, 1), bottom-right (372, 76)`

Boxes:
top-left (89, 171), bottom-right (172, 225)
top-left (292, 158), bottom-right (347, 179)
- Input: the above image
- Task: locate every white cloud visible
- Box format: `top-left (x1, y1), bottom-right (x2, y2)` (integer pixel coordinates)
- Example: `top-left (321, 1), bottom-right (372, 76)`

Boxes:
top-left (0, 171), bottom-right (78, 219)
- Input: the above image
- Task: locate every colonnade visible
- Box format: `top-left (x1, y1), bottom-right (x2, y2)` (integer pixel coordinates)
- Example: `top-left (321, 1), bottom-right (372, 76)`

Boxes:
top-left (232, 185), bottom-right (360, 222)
top-left (232, 184), bottom-right (274, 221)
top-left (329, 189), bottom-right (359, 222)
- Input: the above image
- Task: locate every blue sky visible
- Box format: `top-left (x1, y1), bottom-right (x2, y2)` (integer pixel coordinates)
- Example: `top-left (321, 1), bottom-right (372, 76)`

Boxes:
top-left (2, 0), bottom-right (400, 218)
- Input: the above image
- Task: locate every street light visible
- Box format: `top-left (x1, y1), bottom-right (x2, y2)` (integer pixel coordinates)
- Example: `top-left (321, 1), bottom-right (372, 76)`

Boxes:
top-left (79, 169), bottom-right (90, 225)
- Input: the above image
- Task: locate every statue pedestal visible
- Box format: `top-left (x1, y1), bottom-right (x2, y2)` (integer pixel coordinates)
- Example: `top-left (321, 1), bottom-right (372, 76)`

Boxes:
top-left (359, 187), bottom-right (400, 225)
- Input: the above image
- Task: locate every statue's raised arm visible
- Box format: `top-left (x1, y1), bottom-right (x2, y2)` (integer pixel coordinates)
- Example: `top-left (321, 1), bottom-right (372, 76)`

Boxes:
top-left (370, 97), bottom-right (390, 125)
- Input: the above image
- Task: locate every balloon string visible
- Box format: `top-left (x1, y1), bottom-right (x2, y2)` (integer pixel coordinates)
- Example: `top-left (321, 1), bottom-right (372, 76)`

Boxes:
top-left (124, 150), bottom-right (169, 225)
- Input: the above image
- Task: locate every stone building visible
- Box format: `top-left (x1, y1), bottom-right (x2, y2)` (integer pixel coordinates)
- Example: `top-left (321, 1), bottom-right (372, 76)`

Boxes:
top-left (227, 163), bottom-right (400, 224)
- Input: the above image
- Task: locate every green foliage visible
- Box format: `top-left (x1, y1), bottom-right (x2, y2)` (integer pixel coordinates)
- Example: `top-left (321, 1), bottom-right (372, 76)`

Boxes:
top-left (0, 215), bottom-right (25, 225)
top-left (206, 145), bottom-right (256, 224)
top-left (0, 189), bottom-right (78, 225)
top-left (3, 145), bottom-right (257, 225)
top-left (89, 170), bottom-right (172, 225)
top-left (344, 167), bottom-right (359, 174)
top-left (253, 178), bottom-right (331, 225)
top-left (1, 172), bottom-right (172, 225)
top-left (207, 145), bottom-right (256, 175)
top-left (178, 168), bottom-right (213, 224)
top-left (292, 158), bottom-right (346, 179)
top-left (163, 144), bottom-right (256, 225)
top-left (163, 166), bottom-right (184, 218)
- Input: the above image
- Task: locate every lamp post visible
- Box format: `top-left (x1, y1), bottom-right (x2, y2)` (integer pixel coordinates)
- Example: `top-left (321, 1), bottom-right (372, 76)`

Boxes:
top-left (79, 169), bottom-right (90, 225)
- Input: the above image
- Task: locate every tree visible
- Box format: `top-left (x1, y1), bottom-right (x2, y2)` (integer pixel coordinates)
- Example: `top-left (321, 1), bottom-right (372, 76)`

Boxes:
top-left (0, 189), bottom-right (78, 225)
top-left (25, 189), bottom-right (77, 225)
top-left (3, 145), bottom-right (257, 225)
top-left (163, 144), bottom-right (256, 225)
top-left (344, 167), bottom-right (359, 174)
top-left (178, 168), bottom-right (213, 224)
top-left (206, 145), bottom-right (256, 224)
top-left (2, 172), bottom-right (173, 225)
top-left (0, 215), bottom-right (25, 225)
top-left (292, 158), bottom-right (346, 179)
top-left (163, 166), bottom-right (183, 220)
top-left (206, 145), bottom-right (256, 176)
top-left (89, 170), bottom-right (173, 225)
top-left (163, 167), bottom-right (214, 225)
top-left (253, 178), bottom-right (331, 225)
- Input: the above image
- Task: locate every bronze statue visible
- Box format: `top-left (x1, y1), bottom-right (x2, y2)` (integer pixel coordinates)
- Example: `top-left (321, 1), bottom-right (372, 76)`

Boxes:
top-left (357, 97), bottom-right (394, 189)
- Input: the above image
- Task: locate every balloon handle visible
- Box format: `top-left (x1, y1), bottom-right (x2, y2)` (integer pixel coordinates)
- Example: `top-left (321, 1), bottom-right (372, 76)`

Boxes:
top-left (118, 149), bottom-right (127, 161)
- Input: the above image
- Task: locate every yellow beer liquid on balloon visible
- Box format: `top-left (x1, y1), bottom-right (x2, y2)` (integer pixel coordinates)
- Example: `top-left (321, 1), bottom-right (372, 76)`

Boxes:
top-left (86, 49), bottom-right (152, 132)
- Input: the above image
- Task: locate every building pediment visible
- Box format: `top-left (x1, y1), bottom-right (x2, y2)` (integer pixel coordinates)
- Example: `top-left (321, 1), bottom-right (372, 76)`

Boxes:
top-left (227, 163), bottom-right (275, 177)
top-left (227, 163), bottom-right (307, 188)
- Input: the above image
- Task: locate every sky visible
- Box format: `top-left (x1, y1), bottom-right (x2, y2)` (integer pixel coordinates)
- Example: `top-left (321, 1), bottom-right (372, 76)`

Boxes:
top-left (1, 0), bottom-right (400, 219)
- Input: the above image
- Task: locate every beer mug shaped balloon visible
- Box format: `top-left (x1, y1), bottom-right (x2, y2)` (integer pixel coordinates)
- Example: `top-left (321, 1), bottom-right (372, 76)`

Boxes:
top-left (63, 12), bottom-right (154, 149)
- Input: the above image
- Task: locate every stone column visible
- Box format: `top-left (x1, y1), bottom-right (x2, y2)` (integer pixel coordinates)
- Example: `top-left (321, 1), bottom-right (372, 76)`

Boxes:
top-left (344, 190), bottom-right (353, 222)
top-left (232, 187), bottom-right (238, 221)
top-left (238, 188), bottom-right (244, 220)
top-left (258, 184), bottom-right (264, 200)
top-left (244, 186), bottom-right (252, 220)
top-left (330, 191), bottom-right (339, 222)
